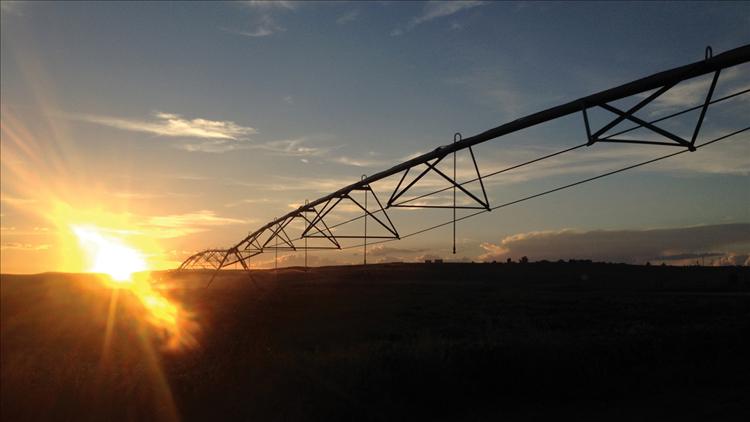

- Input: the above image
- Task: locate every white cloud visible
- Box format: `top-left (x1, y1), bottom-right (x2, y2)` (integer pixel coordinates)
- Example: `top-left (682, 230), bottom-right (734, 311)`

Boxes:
top-left (392, 1), bottom-right (485, 35)
top-left (332, 156), bottom-right (391, 168)
top-left (178, 139), bottom-right (250, 153)
top-left (177, 134), bottom-right (342, 157)
top-left (78, 111), bottom-right (256, 140)
top-left (227, 1), bottom-right (298, 38)
top-left (139, 210), bottom-right (251, 239)
top-left (412, 1), bottom-right (484, 26)
top-left (223, 14), bottom-right (286, 38)
top-left (336, 10), bottom-right (359, 25)
top-left (227, 26), bottom-right (275, 38)
top-left (251, 137), bottom-right (330, 157)
top-left (477, 223), bottom-right (750, 264)
top-left (242, 1), bottom-right (297, 11)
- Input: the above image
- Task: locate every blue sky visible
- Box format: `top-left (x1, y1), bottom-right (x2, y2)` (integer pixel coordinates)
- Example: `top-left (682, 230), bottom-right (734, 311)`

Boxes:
top-left (1, 1), bottom-right (749, 273)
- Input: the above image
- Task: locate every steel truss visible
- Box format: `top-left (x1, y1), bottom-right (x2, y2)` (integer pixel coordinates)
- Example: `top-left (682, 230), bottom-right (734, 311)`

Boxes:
top-left (179, 45), bottom-right (749, 280)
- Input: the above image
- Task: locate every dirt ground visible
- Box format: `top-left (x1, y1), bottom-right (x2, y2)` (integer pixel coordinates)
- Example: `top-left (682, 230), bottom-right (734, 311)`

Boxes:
top-left (2, 263), bottom-right (749, 421)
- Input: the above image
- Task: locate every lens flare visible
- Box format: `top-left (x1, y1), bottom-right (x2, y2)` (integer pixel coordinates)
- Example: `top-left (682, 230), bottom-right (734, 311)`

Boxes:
top-left (72, 226), bottom-right (148, 282)
top-left (72, 225), bottom-right (196, 349)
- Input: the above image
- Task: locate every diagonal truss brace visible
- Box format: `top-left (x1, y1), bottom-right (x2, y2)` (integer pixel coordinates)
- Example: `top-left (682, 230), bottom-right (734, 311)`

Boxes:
top-left (387, 146), bottom-right (490, 210)
top-left (302, 185), bottom-right (399, 240)
top-left (583, 70), bottom-right (722, 151)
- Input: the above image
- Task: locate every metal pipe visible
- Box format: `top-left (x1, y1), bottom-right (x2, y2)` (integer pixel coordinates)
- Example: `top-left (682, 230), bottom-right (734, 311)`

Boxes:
top-left (228, 45), bottom-right (749, 252)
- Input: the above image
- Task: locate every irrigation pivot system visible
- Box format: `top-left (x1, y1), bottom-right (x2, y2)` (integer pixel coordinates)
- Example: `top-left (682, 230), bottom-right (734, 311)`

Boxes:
top-left (180, 45), bottom-right (750, 283)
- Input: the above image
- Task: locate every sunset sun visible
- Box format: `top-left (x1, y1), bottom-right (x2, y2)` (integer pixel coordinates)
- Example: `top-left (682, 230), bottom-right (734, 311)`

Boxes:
top-left (72, 225), bottom-right (148, 282)
top-left (71, 224), bottom-right (195, 350)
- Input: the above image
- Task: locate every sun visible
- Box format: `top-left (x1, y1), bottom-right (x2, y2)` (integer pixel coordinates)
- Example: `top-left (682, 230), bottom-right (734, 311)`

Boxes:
top-left (72, 225), bottom-right (148, 282)
top-left (71, 224), bottom-right (196, 349)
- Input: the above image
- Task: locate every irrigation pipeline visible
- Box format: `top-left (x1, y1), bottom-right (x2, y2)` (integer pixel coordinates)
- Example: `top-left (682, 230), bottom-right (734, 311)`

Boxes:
top-left (313, 87), bottom-right (750, 232)
top-left (181, 45), bottom-right (750, 273)
top-left (338, 126), bottom-right (749, 251)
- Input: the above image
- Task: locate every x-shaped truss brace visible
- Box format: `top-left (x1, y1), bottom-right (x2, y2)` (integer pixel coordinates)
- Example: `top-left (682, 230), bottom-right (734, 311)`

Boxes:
top-left (302, 185), bottom-right (399, 240)
top-left (387, 147), bottom-right (490, 210)
top-left (178, 249), bottom-right (230, 270)
top-left (583, 70), bottom-right (721, 151)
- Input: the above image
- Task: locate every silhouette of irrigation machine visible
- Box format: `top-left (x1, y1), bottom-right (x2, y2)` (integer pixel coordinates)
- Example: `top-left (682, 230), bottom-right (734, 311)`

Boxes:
top-left (179, 45), bottom-right (750, 285)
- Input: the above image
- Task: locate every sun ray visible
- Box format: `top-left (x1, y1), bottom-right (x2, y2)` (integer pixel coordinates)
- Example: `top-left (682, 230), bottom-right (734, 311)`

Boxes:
top-left (72, 225), bottom-right (197, 350)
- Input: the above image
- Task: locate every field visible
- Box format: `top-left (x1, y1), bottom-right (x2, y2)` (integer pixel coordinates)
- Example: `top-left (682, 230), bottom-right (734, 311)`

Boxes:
top-left (2, 263), bottom-right (749, 421)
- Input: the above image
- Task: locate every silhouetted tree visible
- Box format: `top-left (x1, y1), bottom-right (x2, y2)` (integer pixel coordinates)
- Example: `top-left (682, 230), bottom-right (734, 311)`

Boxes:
top-left (520, 256), bottom-right (529, 264)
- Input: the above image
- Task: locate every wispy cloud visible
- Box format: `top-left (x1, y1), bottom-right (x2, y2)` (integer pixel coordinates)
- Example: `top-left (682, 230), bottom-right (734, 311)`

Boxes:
top-left (77, 111), bottom-right (257, 140)
top-left (643, 65), bottom-right (749, 110)
top-left (477, 223), bottom-right (750, 265)
top-left (250, 137), bottom-right (331, 157)
top-left (177, 134), bottom-right (338, 156)
top-left (331, 155), bottom-right (391, 168)
top-left (412, 1), bottom-right (484, 25)
top-left (178, 139), bottom-right (250, 153)
top-left (1, 242), bottom-right (51, 251)
top-left (0, 1), bottom-right (24, 16)
top-left (0, 194), bottom-right (38, 208)
top-left (0, 226), bottom-right (52, 236)
top-left (224, 26), bottom-right (274, 38)
top-left (222, 15), bottom-right (284, 38)
top-left (140, 210), bottom-right (251, 239)
top-left (146, 210), bottom-right (246, 228)
top-left (226, 1), bottom-right (299, 38)
top-left (224, 198), bottom-right (275, 208)
top-left (336, 9), bottom-right (359, 25)
top-left (470, 136), bottom-right (750, 189)
top-left (229, 176), bottom-right (344, 193)
top-left (112, 191), bottom-right (197, 200)
top-left (242, 1), bottom-right (298, 11)
top-left (445, 64), bottom-right (545, 118)
top-left (392, 1), bottom-right (485, 36)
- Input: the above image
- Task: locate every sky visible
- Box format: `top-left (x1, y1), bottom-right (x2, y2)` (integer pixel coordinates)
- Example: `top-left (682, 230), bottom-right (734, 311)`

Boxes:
top-left (1, 1), bottom-right (749, 274)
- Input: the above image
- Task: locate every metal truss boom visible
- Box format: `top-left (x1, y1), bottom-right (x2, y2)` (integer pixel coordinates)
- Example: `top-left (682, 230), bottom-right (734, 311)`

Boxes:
top-left (179, 44), bottom-right (749, 275)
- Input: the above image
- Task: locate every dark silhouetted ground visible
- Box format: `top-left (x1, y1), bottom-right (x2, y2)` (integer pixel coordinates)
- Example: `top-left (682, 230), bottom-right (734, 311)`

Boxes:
top-left (2, 262), bottom-right (749, 421)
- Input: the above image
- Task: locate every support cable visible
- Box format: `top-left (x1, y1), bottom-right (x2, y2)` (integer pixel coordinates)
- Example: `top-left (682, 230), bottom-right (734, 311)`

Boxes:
top-left (185, 84), bottom-right (749, 273)
top-left (302, 87), bottom-right (749, 233)
top-left (338, 126), bottom-right (748, 251)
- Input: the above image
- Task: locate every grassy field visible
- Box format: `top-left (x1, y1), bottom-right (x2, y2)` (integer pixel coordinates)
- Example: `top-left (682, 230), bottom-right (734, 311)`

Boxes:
top-left (2, 263), bottom-right (749, 421)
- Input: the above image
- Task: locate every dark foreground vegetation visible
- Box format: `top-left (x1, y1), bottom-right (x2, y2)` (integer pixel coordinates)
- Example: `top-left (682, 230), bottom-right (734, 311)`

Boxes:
top-left (2, 262), bottom-right (749, 421)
